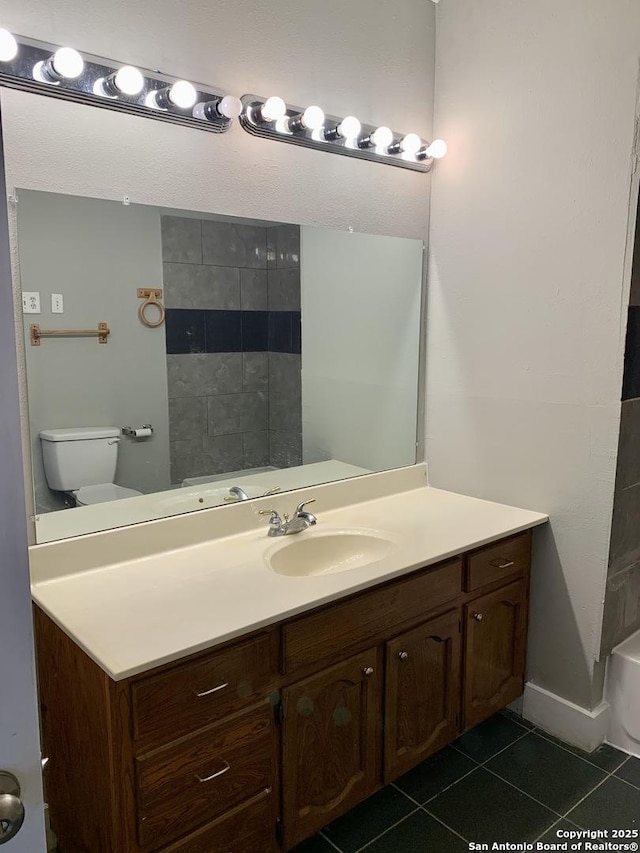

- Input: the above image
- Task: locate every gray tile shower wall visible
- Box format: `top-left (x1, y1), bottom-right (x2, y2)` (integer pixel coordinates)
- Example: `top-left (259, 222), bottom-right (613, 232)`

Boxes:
top-left (163, 216), bottom-right (302, 484)
top-left (602, 198), bottom-right (640, 654)
top-left (267, 225), bottom-right (302, 467)
top-left (629, 208), bottom-right (640, 307)
top-left (603, 399), bottom-right (640, 655)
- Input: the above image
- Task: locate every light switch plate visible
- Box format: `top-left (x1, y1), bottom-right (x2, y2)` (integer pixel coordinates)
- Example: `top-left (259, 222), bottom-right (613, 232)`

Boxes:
top-left (22, 291), bottom-right (40, 313)
top-left (51, 293), bottom-right (64, 313)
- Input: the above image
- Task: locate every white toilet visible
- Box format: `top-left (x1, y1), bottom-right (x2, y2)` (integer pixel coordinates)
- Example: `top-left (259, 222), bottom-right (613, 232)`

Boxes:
top-left (39, 426), bottom-right (143, 506)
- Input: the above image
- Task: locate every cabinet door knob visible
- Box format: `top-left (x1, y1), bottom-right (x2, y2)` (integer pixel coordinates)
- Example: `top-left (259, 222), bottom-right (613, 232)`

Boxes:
top-left (0, 772), bottom-right (25, 844)
top-left (398, 651), bottom-right (409, 660)
top-left (363, 666), bottom-right (374, 677)
top-left (473, 612), bottom-right (483, 621)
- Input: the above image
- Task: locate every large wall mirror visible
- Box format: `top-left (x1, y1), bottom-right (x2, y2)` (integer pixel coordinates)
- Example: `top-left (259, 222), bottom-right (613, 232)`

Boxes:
top-left (16, 189), bottom-right (424, 542)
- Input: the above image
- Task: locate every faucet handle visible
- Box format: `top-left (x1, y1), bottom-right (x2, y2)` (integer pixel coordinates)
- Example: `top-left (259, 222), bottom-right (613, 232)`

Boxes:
top-left (294, 499), bottom-right (316, 516)
top-left (258, 509), bottom-right (281, 521)
top-left (259, 508), bottom-right (286, 537)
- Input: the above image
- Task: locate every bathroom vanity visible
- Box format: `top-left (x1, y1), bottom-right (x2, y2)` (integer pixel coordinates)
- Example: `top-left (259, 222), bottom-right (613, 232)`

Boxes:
top-left (31, 477), bottom-right (546, 852)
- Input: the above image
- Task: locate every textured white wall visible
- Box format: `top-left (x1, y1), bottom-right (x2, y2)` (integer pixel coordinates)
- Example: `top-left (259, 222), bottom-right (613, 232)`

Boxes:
top-left (0, 0), bottom-right (436, 532)
top-left (428, 0), bottom-right (640, 709)
top-left (1, 0), bottom-right (434, 235)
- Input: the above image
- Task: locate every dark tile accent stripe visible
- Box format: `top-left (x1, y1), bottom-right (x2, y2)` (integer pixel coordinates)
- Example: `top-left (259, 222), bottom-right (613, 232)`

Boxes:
top-left (268, 310), bottom-right (302, 354)
top-left (165, 309), bottom-right (205, 354)
top-left (269, 311), bottom-right (292, 353)
top-left (165, 309), bottom-right (301, 355)
top-left (622, 306), bottom-right (640, 400)
top-left (241, 311), bottom-right (269, 352)
top-left (205, 309), bottom-right (242, 353)
top-left (292, 312), bottom-right (302, 354)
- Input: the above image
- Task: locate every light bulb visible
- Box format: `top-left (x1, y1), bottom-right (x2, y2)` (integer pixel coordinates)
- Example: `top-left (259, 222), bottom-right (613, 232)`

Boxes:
top-left (0, 29), bottom-right (18, 62)
top-left (217, 95), bottom-right (242, 119)
top-left (260, 96), bottom-right (287, 122)
top-left (302, 105), bottom-right (324, 130)
top-left (169, 80), bottom-right (198, 109)
top-left (371, 126), bottom-right (393, 148)
top-left (400, 133), bottom-right (422, 155)
top-left (145, 90), bottom-right (163, 110)
top-left (193, 95), bottom-right (243, 122)
top-left (337, 115), bottom-right (361, 139)
top-left (424, 138), bottom-right (448, 159)
top-left (51, 47), bottom-right (84, 79)
top-left (96, 65), bottom-right (145, 98)
top-left (114, 65), bottom-right (144, 96)
top-left (288, 104), bottom-right (325, 133)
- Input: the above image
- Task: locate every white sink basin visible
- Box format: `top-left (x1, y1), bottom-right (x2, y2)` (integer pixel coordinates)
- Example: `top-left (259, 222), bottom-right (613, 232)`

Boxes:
top-left (266, 529), bottom-right (397, 577)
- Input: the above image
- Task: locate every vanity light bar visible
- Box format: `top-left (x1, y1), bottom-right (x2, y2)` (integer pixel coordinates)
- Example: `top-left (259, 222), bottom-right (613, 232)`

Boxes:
top-left (239, 94), bottom-right (446, 172)
top-left (0, 30), bottom-right (237, 133)
top-left (0, 28), bottom-right (448, 168)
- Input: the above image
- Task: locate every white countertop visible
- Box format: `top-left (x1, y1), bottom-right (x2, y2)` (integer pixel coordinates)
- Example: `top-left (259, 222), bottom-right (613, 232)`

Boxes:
top-left (31, 482), bottom-right (547, 681)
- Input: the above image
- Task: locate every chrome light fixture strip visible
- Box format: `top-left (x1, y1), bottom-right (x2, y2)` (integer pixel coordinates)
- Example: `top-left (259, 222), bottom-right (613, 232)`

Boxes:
top-left (0, 34), bottom-right (233, 133)
top-left (239, 94), bottom-right (433, 172)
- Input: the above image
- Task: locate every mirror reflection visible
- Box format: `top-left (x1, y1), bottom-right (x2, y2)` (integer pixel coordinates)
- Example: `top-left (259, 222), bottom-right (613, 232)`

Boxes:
top-left (17, 190), bottom-right (423, 542)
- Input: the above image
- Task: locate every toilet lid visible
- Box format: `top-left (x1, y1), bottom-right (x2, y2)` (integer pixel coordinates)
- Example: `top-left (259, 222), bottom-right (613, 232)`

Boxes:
top-left (73, 484), bottom-right (143, 505)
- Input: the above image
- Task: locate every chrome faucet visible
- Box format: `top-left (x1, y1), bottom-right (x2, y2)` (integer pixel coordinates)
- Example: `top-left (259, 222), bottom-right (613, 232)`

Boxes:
top-left (227, 486), bottom-right (250, 501)
top-left (259, 500), bottom-right (317, 537)
top-left (225, 486), bottom-right (281, 502)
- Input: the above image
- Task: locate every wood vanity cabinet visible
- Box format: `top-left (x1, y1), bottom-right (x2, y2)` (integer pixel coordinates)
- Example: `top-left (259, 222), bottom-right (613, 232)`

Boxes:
top-left (463, 579), bottom-right (529, 729)
top-left (34, 529), bottom-right (532, 853)
top-left (281, 648), bottom-right (382, 848)
top-left (384, 609), bottom-right (462, 782)
top-left (462, 532), bottom-right (532, 730)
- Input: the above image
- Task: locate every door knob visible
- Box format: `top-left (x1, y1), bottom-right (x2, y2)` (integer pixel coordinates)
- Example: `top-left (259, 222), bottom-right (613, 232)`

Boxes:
top-left (398, 651), bottom-right (409, 660)
top-left (363, 666), bottom-right (374, 677)
top-left (0, 772), bottom-right (25, 845)
top-left (473, 612), bottom-right (483, 621)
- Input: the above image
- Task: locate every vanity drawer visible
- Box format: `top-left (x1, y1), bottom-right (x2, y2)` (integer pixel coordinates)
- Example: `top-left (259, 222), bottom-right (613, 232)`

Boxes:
top-left (160, 786), bottom-right (275, 853)
top-left (465, 532), bottom-right (531, 592)
top-left (136, 702), bottom-right (274, 848)
top-left (282, 558), bottom-right (463, 673)
top-left (131, 630), bottom-right (278, 748)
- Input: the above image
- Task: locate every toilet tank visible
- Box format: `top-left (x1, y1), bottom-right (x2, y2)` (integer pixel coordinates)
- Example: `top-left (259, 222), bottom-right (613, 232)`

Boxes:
top-left (39, 427), bottom-right (121, 491)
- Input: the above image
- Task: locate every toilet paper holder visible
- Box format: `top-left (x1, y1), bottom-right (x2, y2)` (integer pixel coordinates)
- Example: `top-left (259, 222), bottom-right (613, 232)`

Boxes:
top-left (122, 424), bottom-right (154, 438)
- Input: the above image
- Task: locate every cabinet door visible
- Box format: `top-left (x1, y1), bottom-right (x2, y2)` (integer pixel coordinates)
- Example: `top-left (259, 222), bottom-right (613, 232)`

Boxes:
top-left (463, 579), bottom-right (528, 729)
top-left (384, 610), bottom-right (461, 783)
top-left (282, 648), bottom-right (381, 849)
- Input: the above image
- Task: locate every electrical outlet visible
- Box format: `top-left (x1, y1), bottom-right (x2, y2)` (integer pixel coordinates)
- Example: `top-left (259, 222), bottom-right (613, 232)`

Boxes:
top-left (22, 291), bottom-right (41, 313)
top-left (51, 293), bottom-right (64, 313)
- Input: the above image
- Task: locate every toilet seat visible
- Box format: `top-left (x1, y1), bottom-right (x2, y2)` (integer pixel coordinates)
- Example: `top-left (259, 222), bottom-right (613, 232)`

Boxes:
top-left (72, 483), bottom-right (142, 505)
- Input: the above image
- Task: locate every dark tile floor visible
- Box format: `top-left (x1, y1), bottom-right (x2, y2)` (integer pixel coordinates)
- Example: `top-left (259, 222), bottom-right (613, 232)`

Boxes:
top-left (293, 711), bottom-right (640, 853)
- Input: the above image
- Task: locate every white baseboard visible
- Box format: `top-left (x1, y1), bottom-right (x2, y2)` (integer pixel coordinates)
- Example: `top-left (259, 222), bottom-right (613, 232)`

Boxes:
top-left (521, 681), bottom-right (609, 753)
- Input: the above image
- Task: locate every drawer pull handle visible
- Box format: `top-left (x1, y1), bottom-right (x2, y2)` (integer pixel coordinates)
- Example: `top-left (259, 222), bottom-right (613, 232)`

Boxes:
top-left (489, 558), bottom-right (515, 569)
top-left (473, 612), bottom-right (484, 622)
top-left (363, 666), bottom-right (375, 677)
top-left (193, 682), bottom-right (229, 698)
top-left (195, 761), bottom-right (231, 783)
